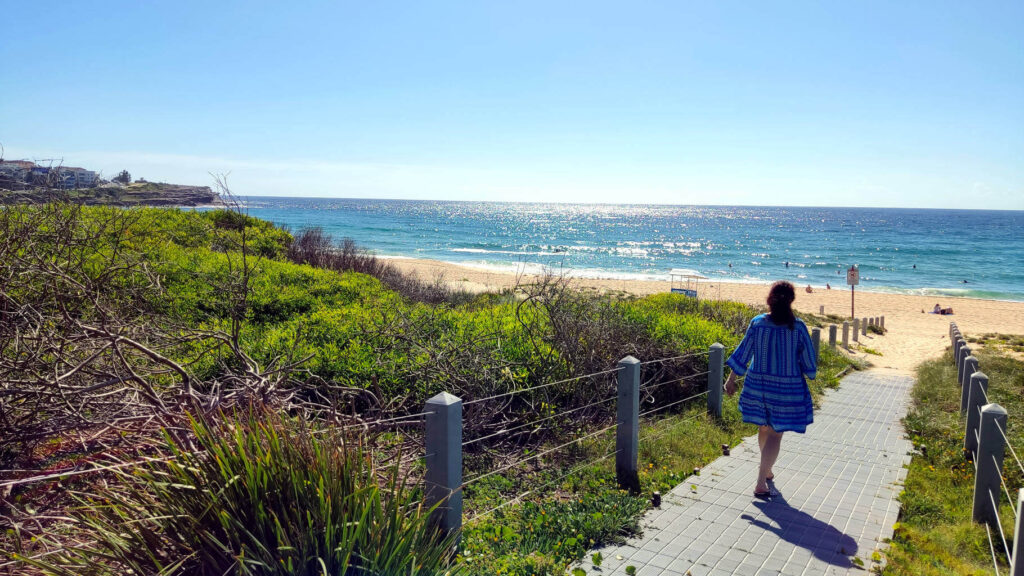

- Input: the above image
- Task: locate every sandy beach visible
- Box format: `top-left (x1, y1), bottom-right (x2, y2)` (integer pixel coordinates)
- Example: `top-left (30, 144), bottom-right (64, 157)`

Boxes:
top-left (391, 257), bottom-right (1024, 372)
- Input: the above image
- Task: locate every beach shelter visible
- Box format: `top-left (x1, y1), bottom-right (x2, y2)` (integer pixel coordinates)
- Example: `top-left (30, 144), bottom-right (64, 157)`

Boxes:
top-left (669, 268), bottom-right (708, 298)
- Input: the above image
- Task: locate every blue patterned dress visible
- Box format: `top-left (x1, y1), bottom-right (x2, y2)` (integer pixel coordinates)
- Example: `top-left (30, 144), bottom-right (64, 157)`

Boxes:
top-left (726, 314), bottom-right (817, 433)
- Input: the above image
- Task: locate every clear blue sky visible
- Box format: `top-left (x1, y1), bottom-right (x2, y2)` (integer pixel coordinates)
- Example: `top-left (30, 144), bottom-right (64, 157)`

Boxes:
top-left (2, 1), bottom-right (1021, 208)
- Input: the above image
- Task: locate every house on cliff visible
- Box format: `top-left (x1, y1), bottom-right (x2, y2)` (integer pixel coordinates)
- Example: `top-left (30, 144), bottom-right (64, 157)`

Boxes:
top-left (0, 161), bottom-right (98, 189)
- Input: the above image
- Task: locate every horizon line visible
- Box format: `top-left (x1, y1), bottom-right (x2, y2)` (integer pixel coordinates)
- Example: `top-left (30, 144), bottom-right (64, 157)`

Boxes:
top-left (233, 194), bottom-right (1024, 213)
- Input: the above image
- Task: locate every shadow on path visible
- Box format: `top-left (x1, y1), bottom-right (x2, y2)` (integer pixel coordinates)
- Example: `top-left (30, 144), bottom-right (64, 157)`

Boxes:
top-left (741, 492), bottom-right (858, 568)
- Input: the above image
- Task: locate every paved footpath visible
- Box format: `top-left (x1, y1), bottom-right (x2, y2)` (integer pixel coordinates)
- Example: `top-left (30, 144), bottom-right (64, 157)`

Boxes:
top-left (576, 369), bottom-right (914, 576)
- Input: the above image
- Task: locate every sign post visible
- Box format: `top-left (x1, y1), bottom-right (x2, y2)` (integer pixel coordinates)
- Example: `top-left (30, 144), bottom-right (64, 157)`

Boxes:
top-left (846, 265), bottom-right (859, 319)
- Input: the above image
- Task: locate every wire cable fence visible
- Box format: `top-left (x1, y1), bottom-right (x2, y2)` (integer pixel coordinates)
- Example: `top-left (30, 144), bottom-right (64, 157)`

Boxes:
top-left (3, 343), bottom-right (735, 566)
top-left (985, 523), bottom-right (1004, 576)
top-left (950, 321), bottom-right (1023, 573)
top-left (638, 389), bottom-right (710, 420)
top-left (414, 342), bottom-right (736, 539)
top-left (461, 420), bottom-right (620, 488)
top-left (462, 367), bottom-right (620, 407)
top-left (639, 350), bottom-right (709, 367)
top-left (640, 412), bottom-right (708, 444)
top-left (459, 369), bottom-right (712, 499)
top-left (465, 448), bottom-right (621, 524)
top-left (640, 370), bottom-right (711, 395)
top-left (996, 420), bottom-right (1024, 478)
top-left (461, 392), bottom-right (617, 448)
top-left (0, 453), bottom-right (192, 490)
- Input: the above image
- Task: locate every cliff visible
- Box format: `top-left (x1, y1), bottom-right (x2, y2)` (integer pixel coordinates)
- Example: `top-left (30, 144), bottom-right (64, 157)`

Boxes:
top-left (0, 182), bottom-right (223, 207)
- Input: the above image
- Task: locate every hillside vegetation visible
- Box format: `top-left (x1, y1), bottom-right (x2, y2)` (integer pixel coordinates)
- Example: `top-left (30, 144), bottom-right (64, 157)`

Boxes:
top-left (0, 204), bottom-right (853, 575)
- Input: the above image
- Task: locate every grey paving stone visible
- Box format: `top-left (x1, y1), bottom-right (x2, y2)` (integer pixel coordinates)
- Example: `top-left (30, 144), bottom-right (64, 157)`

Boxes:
top-left (573, 370), bottom-right (913, 576)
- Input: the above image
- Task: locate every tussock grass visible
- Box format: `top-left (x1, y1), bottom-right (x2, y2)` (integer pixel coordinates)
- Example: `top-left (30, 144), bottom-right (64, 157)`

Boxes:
top-left (22, 410), bottom-right (456, 576)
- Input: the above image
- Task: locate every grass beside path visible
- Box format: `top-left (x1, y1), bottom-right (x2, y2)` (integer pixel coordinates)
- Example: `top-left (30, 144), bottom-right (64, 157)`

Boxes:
top-left (459, 340), bottom-right (854, 576)
top-left (883, 349), bottom-right (1024, 575)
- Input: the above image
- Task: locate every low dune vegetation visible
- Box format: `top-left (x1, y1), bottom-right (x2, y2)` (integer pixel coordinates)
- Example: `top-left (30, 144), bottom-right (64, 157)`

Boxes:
top-left (884, 349), bottom-right (1024, 575)
top-left (0, 203), bottom-right (853, 575)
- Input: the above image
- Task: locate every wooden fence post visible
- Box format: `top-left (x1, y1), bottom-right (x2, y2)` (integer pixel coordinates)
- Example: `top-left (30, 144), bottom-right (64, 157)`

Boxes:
top-left (960, 360), bottom-right (980, 415)
top-left (852, 318), bottom-right (859, 342)
top-left (960, 355), bottom-right (979, 395)
top-left (964, 372), bottom-right (989, 453)
top-left (842, 321), bottom-right (850, 349)
top-left (957, 344), bottom-right (971, 384)
top-left (708, 343), bottom-right (725, 420)
top-left (616, 356), bottom-right (640, 492)
top-left (425, 392), bottom-right (463, 540)
top-left (973, 403), bottom-right (1007, 526)
top-left (811, 327), bottom-right (821, 360)
top-left (828, 324), bottom-right (837, 349)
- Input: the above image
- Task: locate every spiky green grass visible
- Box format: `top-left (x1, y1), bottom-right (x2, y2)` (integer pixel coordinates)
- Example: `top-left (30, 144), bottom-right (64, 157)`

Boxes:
top-left (883, 349), bottom-right (1024, 575)
top-left (22, 411), bottom-right (456, 576)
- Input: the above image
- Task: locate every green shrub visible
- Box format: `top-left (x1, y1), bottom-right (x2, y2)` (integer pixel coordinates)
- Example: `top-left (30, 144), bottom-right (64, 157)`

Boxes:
top-left (25, 411), bottom-right (457, 576)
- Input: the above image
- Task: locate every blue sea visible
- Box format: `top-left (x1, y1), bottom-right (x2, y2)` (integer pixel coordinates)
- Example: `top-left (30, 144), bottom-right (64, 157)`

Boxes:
top-left (239, 198), bottom-right (1024, 302)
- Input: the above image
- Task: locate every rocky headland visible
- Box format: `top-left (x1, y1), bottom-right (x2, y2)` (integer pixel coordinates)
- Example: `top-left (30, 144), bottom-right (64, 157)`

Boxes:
top-left (0, 182), bottom-right (223, 207)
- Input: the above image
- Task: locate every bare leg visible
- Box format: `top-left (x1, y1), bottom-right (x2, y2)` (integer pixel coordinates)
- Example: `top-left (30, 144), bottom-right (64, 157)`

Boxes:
top-left (756, 426), bottom-right (783, 493)
top-left (757, 426), bottom-right (776, 482)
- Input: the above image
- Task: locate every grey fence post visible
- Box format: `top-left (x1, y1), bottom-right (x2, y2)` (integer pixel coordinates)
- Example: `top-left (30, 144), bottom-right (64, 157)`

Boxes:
top-left (828, 324), bottom-right (837, 349)
top-left (425, 392), bottom-right (463, 539)
top-left (708, 343), bottom-right (725, 420)
top-left (616, 356), bottom-right (640, 492)
top-left (949, 322), bottom-right (955, 340)
top-left (1012, 489), bottom-right (1024, 576)
top-left (819, 305), bottom-right (824, 314)
top-left (964, 371), bottom-right (990, 454)
top-left (852, 318), bottom-right (859, 342)
top-left (958, 358), bottom-right (983, 412)
top-left (861, 318), bottom-right (868, 336)
top-left (957, 345), bottom-right (971, 383)
top-left (881, 316), bottom-right (885, 330)
top-left (954, 337), bottom-right (963, 369)
top-left (811, 327), bottom-right (821, 360)
top-left (973, 403), bottom-right (1007, 526)
top-left (842, 321), bottom-right (850, 349)
top-left (960, 355), bottom-right (978, 392)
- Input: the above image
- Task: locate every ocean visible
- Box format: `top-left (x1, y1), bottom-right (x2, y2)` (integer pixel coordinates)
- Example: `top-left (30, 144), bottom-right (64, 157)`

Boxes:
top-left (239, 198), bottom-right (1024, 302)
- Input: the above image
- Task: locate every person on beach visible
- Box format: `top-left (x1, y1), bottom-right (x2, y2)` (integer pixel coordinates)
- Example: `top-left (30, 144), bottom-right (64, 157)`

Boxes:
top-left (724, 281), bottom-right (817, 499)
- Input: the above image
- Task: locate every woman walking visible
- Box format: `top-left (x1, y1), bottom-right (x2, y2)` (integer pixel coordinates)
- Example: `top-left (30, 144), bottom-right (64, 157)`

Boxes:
top-left (724, 281), bottom-right (817, 499)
